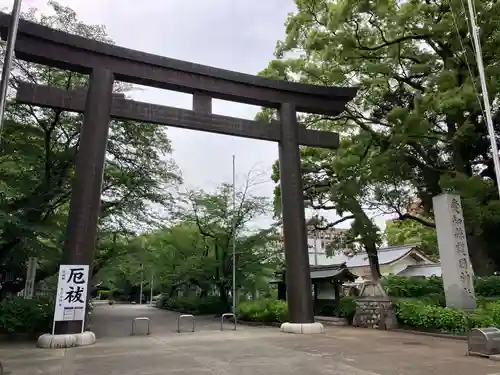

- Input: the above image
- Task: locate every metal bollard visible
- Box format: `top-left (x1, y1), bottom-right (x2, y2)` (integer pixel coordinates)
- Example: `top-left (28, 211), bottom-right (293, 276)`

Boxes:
top-left (221, 313), bottom-right (236, 331)
top-left (177, 314), bottom-right (195, 333)
top-left (0, 361), bottom-right (8, 375)
top-left (132, 317), bottom-right (151, 335)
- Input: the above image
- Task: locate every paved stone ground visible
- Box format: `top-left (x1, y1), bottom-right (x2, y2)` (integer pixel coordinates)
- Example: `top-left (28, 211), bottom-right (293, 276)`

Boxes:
top-left (1, 304), bottom-right (499, 375)
top-left (88, 303), bottom-right (227, 338)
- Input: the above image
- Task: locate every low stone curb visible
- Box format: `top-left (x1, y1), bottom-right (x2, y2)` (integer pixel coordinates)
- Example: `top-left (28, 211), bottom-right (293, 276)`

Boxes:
top-left (0, 333), bottom-right (40, 343)
top-left (238, 320), bottom-right (469, 342)
top-left (237, 320), bottom-right (281, 328)
top-left (238, 320), bottom-right (348, 328)
top-left (315, 317), bottom-right (349, 326)
top-left (390, 328), bottom-right (467, 341)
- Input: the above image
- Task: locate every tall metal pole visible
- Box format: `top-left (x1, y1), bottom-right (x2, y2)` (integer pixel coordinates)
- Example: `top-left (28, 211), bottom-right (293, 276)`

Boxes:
top-left (466, 0), bottom-right (500, 197)
top-left (150, 273), bottom-right (154, 306)
top-left (139, 263), bottom-right (143, 305)
top-left (231, 155), bottom-right (237, 315)
top-left (0, 0), bottom-right (23, 141)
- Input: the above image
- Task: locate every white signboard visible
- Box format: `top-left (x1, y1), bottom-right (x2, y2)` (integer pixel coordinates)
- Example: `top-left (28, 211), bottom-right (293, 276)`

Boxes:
top-left (53, 265), bottom-right (89, 332)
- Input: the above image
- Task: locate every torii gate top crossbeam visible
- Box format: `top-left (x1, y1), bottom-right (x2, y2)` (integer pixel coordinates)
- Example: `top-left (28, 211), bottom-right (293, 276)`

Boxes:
top-left (0, 13), bottom-right (357, 116)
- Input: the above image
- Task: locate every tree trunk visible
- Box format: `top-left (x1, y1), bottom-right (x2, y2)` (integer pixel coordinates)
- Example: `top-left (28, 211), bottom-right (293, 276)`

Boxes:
top-left (0, 237), bottom-right (22, 262)
top-left (467, 233), bottom-right (495, 276)
top-left (0, 280), bottom-right (24, 300)
top-left (219, 282), bottom-right (229, 310)
top-left (277, 282), bottom-right (287, 301)
top-left (365, 244), bottom-right (381, 281)
top-left (168, 286), bottom-right (177, 298)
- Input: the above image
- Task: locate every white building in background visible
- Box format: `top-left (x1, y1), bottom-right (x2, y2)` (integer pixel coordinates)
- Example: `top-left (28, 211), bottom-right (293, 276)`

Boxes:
top-left (279, 220), bottom-right (442, 281)
top-left (307, 226), bottom-right (349, 266)
top-left (310, 243), bottom-right (442, 286)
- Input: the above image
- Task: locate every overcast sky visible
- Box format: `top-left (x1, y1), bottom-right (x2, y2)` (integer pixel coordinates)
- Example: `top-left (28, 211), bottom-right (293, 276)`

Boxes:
top-left (1, 0), bottom-right (391, 231)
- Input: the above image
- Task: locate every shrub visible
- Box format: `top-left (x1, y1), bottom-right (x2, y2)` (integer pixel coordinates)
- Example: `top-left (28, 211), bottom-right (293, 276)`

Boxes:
top-left (0, 296), bottom-right (54, 335)
top-left (475, 276), bottom-right (500, 297)
top-left (468, 309), bottom-right (497, 329)
top-left (237, 297), bottom-right (355, 324)
top-left (157, 295), bottom-right (228, 315)
top-left (394, 299), bottom-right (500, 333)
top-left (316, 300), bottom-right (336, 316)
top-left (237, 299), bottom-right (288, 323)
top-left (383, 275), bottom-right (500, 299)
top-left (394, 299), bottom-right (466, 332)
top-left (339, 296), bottom-right (356, 323)
top-left (468, 300), bottom-right (500, 329)
top-left (419, 293), bottom-right (446, 307)
top-left (383, 275), bottom-right (444, 298)
top-left (98, 290), bottom-right (112, 300)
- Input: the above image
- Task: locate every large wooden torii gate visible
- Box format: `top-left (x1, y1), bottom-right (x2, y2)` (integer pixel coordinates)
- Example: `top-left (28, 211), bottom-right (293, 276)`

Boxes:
top-left (0, 12), bottom-right (357, 334)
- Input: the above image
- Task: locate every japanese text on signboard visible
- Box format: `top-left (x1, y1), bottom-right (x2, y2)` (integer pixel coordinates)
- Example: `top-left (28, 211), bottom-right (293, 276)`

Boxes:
top-left (54, 265), bottom-right (89, 322)
top-left (450, 197), bottom-right (473, 296)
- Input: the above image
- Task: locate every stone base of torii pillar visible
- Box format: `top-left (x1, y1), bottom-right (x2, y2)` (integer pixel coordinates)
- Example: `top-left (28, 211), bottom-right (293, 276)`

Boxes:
top-left (280, 322), bottom-right (324, 334)
top-left (36, 331), bottom-right (96, 349)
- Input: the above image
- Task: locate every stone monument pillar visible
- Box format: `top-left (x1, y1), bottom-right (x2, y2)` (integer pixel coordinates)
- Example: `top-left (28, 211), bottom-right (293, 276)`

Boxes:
top-left (353, 281), bottom-right (397, 330)
top-left (432, 193), bottom-right (476, 311)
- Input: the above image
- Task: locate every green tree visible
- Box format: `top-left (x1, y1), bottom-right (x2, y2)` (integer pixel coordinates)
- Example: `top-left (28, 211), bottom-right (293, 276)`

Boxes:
top-left (0, 1), bottom-right (181, 297)
top-left (97, 172), bottom-right (282, 306)
top-left (270, 137), bottom-right (384, 280)
top-left (260, 0), bottom-right (500, 275)
top-left (147, 223), bottom-right (219, 298)
top-left (384, 219), bottom-right (439, 260)
top-left (180, 175), bottom-right (281, 307)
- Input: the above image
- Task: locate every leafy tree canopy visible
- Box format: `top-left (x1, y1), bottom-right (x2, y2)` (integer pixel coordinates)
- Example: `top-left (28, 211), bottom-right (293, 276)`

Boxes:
top-left (97, 178), bottom-right (282, 307)
top-left (0, 1), bottom-right (181, 296)
top-left (259, 0), bottom-right (500, 275)
top-left (384, 219), bottom-right (439, 260)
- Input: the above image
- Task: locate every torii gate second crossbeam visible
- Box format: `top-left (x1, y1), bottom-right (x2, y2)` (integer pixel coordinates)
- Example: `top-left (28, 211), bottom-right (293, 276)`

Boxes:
top-left (15, 82), bottom-right (340, 149)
